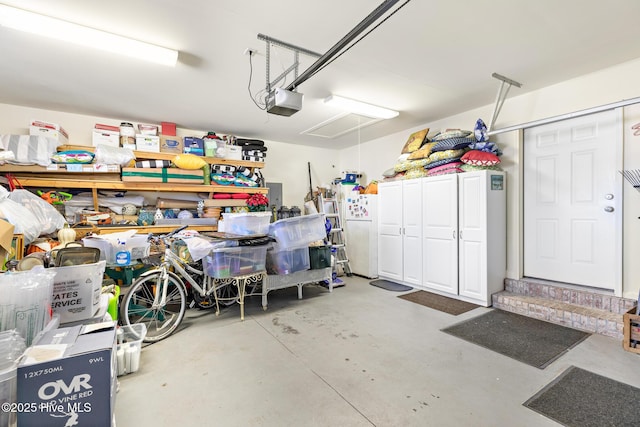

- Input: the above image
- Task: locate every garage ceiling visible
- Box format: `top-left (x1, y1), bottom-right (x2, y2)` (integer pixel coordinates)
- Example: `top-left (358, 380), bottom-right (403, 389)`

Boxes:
top-left (1, 0), bottom-right (640, 149)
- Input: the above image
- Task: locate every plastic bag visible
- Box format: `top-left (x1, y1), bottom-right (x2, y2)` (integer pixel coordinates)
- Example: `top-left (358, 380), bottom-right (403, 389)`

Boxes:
top-left (94, 144), bottom-right (135, 166)
top-left (7, 189), bottom-right (66, 235)
top-left (0, 187), bottom-right (41, 244)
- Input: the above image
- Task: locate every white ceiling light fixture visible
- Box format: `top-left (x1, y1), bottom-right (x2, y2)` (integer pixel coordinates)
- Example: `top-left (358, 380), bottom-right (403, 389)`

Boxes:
top-left (324, 95), bottom-right (399, 119)
top-left (0, 4), bottom-right (178, 66)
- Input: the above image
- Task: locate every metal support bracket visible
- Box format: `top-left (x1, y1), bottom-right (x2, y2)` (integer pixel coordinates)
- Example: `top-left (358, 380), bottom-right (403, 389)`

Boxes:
top-left (488, 72), bottom-right (522, 132)
top-left (257, 33), bottom-right (321, 94)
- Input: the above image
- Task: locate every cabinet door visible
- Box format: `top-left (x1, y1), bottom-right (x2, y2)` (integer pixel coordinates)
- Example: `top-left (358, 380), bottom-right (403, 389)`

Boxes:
top-left (402, 179), bottom-right (422, 285)
top-left (378, 181), bottom-right (403, 281)
top-left (458, 172), bottom-right (488, 303)
top-left (422, 174), bottom-right (458, 295)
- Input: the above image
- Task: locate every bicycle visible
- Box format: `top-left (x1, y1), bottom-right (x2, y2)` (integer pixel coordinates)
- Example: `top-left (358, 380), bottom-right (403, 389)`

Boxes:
top-left (119, 226), bottom-right (239, 343)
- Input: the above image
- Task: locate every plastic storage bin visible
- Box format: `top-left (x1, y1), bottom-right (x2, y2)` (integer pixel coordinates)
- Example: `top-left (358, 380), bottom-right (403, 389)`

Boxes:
top-left (221, 212), bottom-right (271, 235)
top-left (268, 214), bottom-right (326, 248)
top-left (117, 323), bottom-right (147, 376)
top-left (309, 245), bottom-right (331, 269)
top-left (266, 244), bottom-right (310, 275)
top-left (83, 235), bottom-right (150, 263)
top-left (202, 245), bottom-right (268, 278)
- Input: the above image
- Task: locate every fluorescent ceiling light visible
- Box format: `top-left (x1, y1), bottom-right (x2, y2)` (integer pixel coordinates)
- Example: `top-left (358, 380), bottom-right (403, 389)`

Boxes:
top-left (0, 5), bottom-right (178, 66)
top-left (324, 95), bottom-right (399, 119)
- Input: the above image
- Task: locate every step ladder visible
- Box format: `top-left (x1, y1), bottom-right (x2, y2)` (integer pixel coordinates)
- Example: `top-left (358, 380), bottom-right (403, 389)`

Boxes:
top-left (318, 193), bottom-right (352, 278)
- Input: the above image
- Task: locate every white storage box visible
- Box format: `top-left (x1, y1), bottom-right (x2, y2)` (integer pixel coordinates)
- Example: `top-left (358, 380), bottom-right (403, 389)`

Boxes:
top-left (83, 234), bottom-right (150, 263)
top-left (202, 245), bottom-right (268, 278)
top-left (29, 119), bottom-right (69, 144)
top-left (51, 260), bottom-right (106, 324)
top-left (135, 134), bottom-right (160, 152)
top-left (221, 211), bottom-right (271, 235)
top-left (266, 243), bottom-right (310, 275)
top-left (117, 323), bottom-right (146, 376)
top-left (92, 128), bottom-right (120, 147)
top-left (225, 145), bottom-right (242, 160)
top-left (269, 214), bottom-right (326, 249)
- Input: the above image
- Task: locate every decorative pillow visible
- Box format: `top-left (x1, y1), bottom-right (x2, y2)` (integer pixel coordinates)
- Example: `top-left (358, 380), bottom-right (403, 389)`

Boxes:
top-left (407, 142), bottom-right (436, 160)
top-left (382, 167), bottom-right (397, 177)
top-left (431, 137), bottom-right (475, 153)
top-left (173, 154), bottom-right (207, 169)
top-left (460, 163), bottom-right (503, 172)
top-left (397, 153), bottom-right (410, 162)
top-left (460, 150), bottom-right (500, 166)
top-left (426, 149), bottom-right (466, 164)
top-left (428, 161), bottom-right (464, 176)
top-left (394, 158), bottom-right (429, 173)
top-left (474, 118), bottom-right (489, 142)
top-left (51, 150), bottom-right (95, 164)
top-left (404, 167), bottom-right (427, 180)
top-left (432, 129), bottom-right (472, 141)
top-left (211, 173), bottom-right (235, 185)
top-left (401, 128), bottom-right (429, 153)
top-left (424, 157), bottom-right (463, 169)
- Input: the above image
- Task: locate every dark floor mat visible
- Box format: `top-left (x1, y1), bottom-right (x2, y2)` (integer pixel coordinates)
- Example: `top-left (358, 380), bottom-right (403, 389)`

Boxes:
top-left (398, 290), bottom-right (480, 315)
top-left (440, 310), bottom-right (590, 369)
top-left (524, 366), bottom-right (640, 426)
top-left (369, 279), bottom-right (413, 292)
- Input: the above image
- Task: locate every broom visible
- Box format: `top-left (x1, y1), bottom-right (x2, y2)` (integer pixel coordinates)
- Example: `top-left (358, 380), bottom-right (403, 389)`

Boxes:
top-left (620, 169), bottom-right (640, 192)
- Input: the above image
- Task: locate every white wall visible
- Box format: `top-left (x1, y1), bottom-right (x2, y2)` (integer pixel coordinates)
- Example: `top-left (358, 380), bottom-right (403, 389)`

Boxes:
top-left (338, 57), bottom-right (640, 299)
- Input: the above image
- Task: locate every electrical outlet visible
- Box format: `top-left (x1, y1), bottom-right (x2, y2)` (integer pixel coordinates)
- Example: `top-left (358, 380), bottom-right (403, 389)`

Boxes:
top-left (244, 48), bottom-right (256, 56)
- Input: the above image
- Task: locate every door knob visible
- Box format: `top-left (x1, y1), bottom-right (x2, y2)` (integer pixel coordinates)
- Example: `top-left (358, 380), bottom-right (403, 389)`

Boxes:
top-left (605, 194), bottom-right (614, 200)
top-left (604, 206), bottom-right (614, 213)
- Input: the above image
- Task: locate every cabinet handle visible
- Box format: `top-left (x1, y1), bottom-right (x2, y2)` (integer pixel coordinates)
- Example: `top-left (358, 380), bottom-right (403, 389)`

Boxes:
top-left (452, 230), bottom-right (456, 239)
top-left (459, 230), bottom-right (463, 239)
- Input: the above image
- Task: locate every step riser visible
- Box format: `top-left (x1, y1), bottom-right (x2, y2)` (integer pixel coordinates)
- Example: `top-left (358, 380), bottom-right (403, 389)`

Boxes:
top-left (493, 279), bottom-right (637, 341)
top-left (503, 278), bottom-right (636, 314)
top-left (493, 293), bottom-right (622, 339)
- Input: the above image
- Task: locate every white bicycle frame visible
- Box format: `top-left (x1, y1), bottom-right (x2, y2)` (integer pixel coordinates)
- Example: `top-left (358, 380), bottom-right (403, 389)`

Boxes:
top-left (137, 244), bottom-right (211, 308)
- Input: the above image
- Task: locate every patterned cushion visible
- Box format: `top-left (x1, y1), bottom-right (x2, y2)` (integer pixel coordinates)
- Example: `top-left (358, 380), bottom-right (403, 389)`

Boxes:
top-left (424, 157), bottom-right (463, 169)
top-left (426, 149), bottom-right (466, 164)
top-left (432, 129), bottom-right (472, 141)
top-left (407, 142), bottom-right (437, 160)
top-left (401, 128), bottom-right (430, 153)
top-left (431, 137), bottom-right (475, 153)
top-left (382, 167), bottom-right (397, 177)
top-left (394, 158), bottom-right (429, 173)
top-left (404, 167), bottom-right (428, 180)
top-left (460, 150), bottom-right (500, 166)
top-left (428, 162), bottom-right (464, 176)
top-left (460, 163), bottom-right (503, 172)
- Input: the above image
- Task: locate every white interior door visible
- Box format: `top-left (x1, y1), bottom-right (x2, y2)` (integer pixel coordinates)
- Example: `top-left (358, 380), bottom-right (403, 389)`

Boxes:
top-left (524, 110), bottom-right (622, 290)
top-left (422, 174), bottom-right (458, 295)
top-left (378, 181), bottom-right (403, 281)
top-left (402, 179), bottom-right (423, 285)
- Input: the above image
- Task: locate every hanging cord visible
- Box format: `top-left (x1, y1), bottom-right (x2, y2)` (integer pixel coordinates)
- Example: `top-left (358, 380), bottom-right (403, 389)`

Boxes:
top-left (247, 52), bottom-right (266, 110)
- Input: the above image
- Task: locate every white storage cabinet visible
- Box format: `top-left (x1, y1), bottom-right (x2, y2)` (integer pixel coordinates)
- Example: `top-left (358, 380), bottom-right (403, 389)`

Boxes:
top-left (422, 171), bottom-right (506, 306)
top-left (377, 179), bottom-right (422, 285)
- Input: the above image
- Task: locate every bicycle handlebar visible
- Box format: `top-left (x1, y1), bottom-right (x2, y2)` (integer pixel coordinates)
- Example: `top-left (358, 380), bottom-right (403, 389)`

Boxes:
top-left (146, 225), bottom-right (189, 243)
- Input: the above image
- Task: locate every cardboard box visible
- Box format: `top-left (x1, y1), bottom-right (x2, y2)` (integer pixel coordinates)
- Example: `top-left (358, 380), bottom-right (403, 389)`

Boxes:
top-left (135, 134), bottom-right (160, 152)
top-left (0, 220), bottom-right (15, 270)
top-left (29, 119), bottom-right (69, 144)
top-left (17, 322), bottom-right (117, 427)
top-left (92, 129), bottom-right (120, 148)
top-left (623, 307), bottom-right (640, 354)
top-left (122, 167), bottom-right (204, 184)
top-left (183, 136), bottom-right (204, 156)
top-left (160, 134), bottom-right (183, 154)
top-left (51, 261), bottom-right (105, 324)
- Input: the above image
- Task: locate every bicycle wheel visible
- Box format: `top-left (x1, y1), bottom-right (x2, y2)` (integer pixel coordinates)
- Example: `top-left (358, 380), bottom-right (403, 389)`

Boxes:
top-left (120, 270), bottom-right (187, 343)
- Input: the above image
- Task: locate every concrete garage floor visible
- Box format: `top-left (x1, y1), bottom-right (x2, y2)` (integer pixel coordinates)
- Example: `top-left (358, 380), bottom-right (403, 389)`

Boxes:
top-left (115, 275), bottom-right (640, 427)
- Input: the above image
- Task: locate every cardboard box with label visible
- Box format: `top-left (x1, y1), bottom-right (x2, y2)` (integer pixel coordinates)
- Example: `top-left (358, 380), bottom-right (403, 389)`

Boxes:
top-left (160, 135), bottom-right (183, 154)
top-left (50, 261), bottom-right (105, 324)
top-left (17, 322), bottom-right (117, 427)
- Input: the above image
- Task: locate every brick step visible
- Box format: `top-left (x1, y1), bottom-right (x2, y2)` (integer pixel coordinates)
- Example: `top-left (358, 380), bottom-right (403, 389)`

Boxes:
top-left (492, 291), bottom-right (624, 339)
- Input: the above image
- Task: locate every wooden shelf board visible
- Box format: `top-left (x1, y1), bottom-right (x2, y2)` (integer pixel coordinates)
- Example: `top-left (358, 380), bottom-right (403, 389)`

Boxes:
top-left (94, 224), bottom-right (217, 234)
top-left (12, 177), bottom-right (268, 194)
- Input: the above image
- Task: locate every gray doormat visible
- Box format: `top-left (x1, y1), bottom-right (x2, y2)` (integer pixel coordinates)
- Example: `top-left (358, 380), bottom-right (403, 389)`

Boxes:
top-left (369, 279), bottom-right (413, 292)
top-left (524, 366), bottom-right (640, 426)
top-left (440, 310), bottom-right (590, 369)
top-left (398, 290), bottom-right (480, 315)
